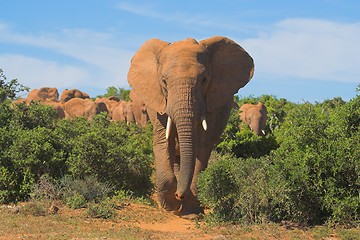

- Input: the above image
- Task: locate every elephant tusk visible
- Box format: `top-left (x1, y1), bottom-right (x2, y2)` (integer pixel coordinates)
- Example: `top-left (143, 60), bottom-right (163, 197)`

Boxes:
top-left (166, 116), bottom-right (172, 139)
top-left (262, 130), bottom-right (266, 135)
top-left (202, 115), bottom-right (207, 131)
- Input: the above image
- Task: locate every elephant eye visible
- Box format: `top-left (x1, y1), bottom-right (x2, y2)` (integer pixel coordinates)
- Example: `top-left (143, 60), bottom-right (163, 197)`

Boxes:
top-left (162, 78), bottom-right (167, 86)
top-left (161, 78), bottom-right (168, 96)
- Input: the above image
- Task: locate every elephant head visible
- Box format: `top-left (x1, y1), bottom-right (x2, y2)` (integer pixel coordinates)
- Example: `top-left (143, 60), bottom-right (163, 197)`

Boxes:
top-left (130, 90), bottom-right (149, 127)
top-left (27, 87), bottom-right (59, 102)
top-left (239, 102), bottom-right (268, 136)
top-left (128, 36), bottom-right (254, 214)
top-left (95, 97), bottom-right (121, 119)
top-left (111, 101), bottom-right (135, 124)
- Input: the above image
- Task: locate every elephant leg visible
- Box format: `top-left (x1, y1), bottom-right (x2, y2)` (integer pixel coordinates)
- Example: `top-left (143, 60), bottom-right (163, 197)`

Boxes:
top-left (148, 110), bottom-right (181, 212)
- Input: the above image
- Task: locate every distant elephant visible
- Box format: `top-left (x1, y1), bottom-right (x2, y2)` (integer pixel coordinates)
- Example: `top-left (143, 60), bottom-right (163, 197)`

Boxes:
top-left (112, 101), bottom-right (135, 124)
top-left (130, 90), bottom-right (149, 127)
top-left (128, 36), bottom-right (254, 218)
top-left (239, 102), bottom-right (268, 136)
top-left (60, 89), bottom-right (90, 103)
top-left (63, 98), bottom-right (106, 120)
top-left (27, 87), bottom-right (59, 102)
top-left (112, 101), bottom-right (125, 122)
top-left (95, 97), bottom-right (121, 119)
top-left (11, 98), bottom-right (27, 106)
top-left (43, 101), bottom-right (66, 119)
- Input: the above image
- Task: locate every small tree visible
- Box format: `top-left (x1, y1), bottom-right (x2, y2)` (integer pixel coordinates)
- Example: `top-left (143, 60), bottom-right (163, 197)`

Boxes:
top-left (0, 69), bottom-right (29, 103)
top-left (97, 86), bottom-right (131, 101)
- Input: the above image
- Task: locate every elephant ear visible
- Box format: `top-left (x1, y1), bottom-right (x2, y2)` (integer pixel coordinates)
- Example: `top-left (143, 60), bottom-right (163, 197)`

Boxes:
top-left (128, 38), bottom-right (170, 115)
top-left (200, 36), bottom-right (254, 112)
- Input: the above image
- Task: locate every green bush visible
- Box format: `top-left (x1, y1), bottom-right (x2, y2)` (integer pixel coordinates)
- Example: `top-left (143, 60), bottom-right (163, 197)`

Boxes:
top-left (9, 102), bottom-right (58, 130)
top-left (20, 201), bottom-right (47, 216)
top-left (3, 126), bottom-right (68, 201)
top-left (0, 101), bottom-right (154, 203)
top-left (198, 152), bottom-right (290, 224)
top-left (87, 198), bottom-right (117, 219)
top-left (272, 97), bottom-right (359, 224)
top-left (66, 116), bottom-right (154, 196)
top-left (200, 95), bottom-right (359, 225)
top-left (65, 193), bottom-right (87, 209)
top-left (59, 175), bottom-right (113, 203)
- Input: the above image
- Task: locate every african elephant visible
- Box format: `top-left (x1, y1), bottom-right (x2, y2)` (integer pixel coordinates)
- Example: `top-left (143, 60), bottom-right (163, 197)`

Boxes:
top-left (112, 101), bottom-right (135, 124)
top-left (95, 97), bottom-right (121, 119)
top-left (239, 102), bottom-right (268, 136)
top-left (60, 89), bottom-right (90, 103)
top-left (27, 87), bottom-right (59, 102)
top-left (43, 101), bottom-right (66, 119)
top-left (128, 36), bottom-right (254, 218)
top-left (63, 98), bottom-right (106, 120)
top-left (130, 90), bottom-right (149, 127)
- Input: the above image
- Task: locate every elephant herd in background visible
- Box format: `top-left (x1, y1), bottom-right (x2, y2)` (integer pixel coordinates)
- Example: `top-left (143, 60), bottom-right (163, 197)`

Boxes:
top-left (12, 86), bottom-right (268, 133)
top-left (12, 87), bottom-right (149, 127)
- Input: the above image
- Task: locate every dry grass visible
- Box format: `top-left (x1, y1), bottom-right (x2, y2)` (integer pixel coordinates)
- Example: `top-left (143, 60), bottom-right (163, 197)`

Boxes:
top-left (0, 201), bottom-right (359, 240)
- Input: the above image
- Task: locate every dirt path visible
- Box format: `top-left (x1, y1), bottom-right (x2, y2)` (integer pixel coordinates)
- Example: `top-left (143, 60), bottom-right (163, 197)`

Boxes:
top-left (0, 202), bottom-right (355, 239)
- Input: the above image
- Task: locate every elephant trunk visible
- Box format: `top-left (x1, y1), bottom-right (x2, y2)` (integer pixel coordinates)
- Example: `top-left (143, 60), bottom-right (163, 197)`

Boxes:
top-left (168, 86), bottom-right (198, 201)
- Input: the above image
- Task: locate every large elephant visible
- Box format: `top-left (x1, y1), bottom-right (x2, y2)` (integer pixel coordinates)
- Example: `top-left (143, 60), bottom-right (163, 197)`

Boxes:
top-left (60, 89), bottom-right (90, 103)
top-left (63, 98), bottom-right (106, 120)
top-left (128, 36), bottom-right (254, 218)
top-left (239, 102), bottom-right (268, 136)
top-left (27, 87), bottom-right (59, 102)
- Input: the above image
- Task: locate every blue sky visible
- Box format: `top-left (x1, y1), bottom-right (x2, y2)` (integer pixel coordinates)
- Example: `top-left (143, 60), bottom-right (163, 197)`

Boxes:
top-left (0, 0), bottom-right (359, 103)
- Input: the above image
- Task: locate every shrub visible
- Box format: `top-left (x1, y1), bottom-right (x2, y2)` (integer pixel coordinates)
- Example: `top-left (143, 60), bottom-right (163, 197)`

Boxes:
top-left (87, 198), bottom-right (117, 219)
top-left (59, 175), bottom-right (113, 203)
top-left (272, 97), bottom-right (359, 225)
top-left (0, 104), bottom-right (154, 203)
top-left (67, 118), bottom-right (154, 196)
top-left (20, 201), bottom-right (47, 216)
top-left (31, 175), bottom-right (61, 201)
top-left (198, 152), bottom-right (290, 224)
top-left (9, 102), bottom-right (58, 130)
top-left (65, 193), bottom-right (87, 209)
top-left (4, 126), bottom-right (68, 201)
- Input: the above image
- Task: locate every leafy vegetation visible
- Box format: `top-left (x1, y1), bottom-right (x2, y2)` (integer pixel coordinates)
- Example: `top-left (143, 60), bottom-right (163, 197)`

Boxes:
top-left (96, 86), bottom-right (131, 101)
top-left (201, 91), bottom-right (359, 225)
top-left (0, 69), bottom-right (29, 104)
top-left (0, 69), bottom-right (358, 226)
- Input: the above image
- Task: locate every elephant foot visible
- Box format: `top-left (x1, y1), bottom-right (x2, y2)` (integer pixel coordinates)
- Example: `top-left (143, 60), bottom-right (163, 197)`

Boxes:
top-left (179, 212), bottom-right (204, 220)
top-left (156, 190), bottom-right (181, 212)
top-left (178, 203), bottom-right (204, 220)
top-left (177, 192), bottom-right (204, 220)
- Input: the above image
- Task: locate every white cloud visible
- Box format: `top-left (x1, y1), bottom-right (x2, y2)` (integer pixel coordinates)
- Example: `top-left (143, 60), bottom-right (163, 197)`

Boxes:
top-left (0, 54), bottom-right (89, 88)
top-left (115, 2), bottom-right (240, 32)
top-left (240, 19), bottom-right (360, 83)
top-left (0, 25), bottom-right (133, 94)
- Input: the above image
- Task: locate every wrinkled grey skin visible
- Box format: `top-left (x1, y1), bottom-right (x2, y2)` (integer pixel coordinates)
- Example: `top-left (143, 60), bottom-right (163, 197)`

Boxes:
top-left (128, 36), bottom-right (254, 218)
